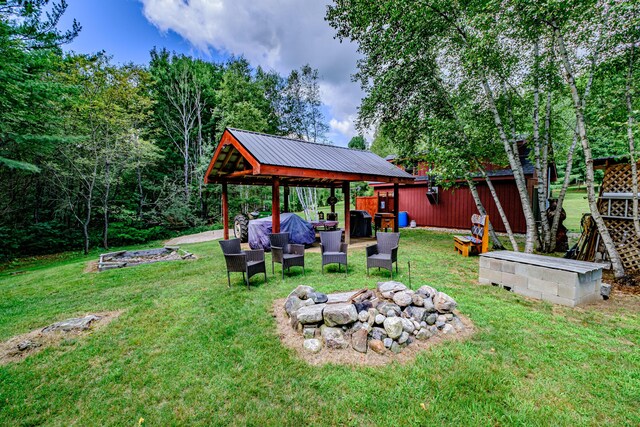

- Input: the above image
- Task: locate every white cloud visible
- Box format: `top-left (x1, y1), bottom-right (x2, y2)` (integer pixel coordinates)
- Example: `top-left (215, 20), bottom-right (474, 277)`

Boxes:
top-left (139, 0), bottom-right (362, 145)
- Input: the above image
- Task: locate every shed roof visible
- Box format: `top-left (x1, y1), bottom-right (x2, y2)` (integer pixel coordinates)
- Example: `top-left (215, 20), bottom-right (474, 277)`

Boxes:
top-left (204, 128), bottom-right (415, 187)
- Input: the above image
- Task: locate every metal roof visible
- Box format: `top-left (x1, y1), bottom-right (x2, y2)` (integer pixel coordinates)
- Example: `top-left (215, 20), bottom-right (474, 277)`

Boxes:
top-left (226, 128), bottom-right (413, 179)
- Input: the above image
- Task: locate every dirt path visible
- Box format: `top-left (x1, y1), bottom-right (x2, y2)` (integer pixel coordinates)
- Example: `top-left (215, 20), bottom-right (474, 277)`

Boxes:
top-left (164, 229), bottom-right (232, 246)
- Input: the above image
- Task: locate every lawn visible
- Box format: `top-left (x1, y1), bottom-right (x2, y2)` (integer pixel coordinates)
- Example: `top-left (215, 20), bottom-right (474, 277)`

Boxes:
top-left (0, 230), bottom-right (638, 426)
top-left (559, 187), bottom-right (590, 233)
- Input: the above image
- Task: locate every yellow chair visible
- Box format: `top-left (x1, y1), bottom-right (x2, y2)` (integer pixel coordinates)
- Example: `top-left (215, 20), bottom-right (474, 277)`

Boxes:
top-left (454, 214), bottom-right (489, 256)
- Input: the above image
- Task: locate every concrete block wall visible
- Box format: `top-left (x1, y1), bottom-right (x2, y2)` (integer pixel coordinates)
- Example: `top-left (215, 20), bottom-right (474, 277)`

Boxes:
top-left (479, 256), bottom-right (602, 307)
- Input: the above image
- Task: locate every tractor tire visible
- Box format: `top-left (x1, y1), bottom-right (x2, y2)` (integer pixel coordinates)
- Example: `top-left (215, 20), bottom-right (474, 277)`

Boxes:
top-left (233, 214), bottom-right (249, 243)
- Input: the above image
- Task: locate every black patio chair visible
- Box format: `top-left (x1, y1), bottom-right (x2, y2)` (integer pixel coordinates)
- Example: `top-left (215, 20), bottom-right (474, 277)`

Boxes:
top-left (320, 230), bottom-right (348, 275)
top-left (270, 232), bottom-right (305, 279)
top-left (366, 232), bottom-right (400, 278)
top-left (219, 238), bottom-right (267, 289)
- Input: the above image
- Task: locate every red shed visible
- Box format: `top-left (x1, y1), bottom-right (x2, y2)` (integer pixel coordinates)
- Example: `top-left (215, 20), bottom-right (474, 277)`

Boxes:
top-left (363, 148), bottom-right (550, 234)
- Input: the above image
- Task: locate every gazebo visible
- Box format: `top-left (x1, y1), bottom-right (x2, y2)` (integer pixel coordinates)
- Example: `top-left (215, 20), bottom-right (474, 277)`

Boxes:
top-left (204, 128), bottom-right (414, 244)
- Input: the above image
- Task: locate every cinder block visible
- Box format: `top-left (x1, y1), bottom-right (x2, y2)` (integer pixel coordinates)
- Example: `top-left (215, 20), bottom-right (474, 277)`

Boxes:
top-left (557, 283), bottom-right (577, 299)
top-left (501, 272), bottom-right (527, 289)
top-left (513, 287), bottom-right (542, 300)
top-left (554, 270), bottom-right (579, 286)
top-left (478, 277), bottom-right (492, 285)
top-left (489, 260), bottom-right (503, 272)
top-left (479, 257), bottom-right (491, 269)
top-left (578, 292), bottom-right (601, 305)
top-left (528, 278), bottom-right (558, 295)
top-left (526, 265), bottom-right (549, 281)
top-left (501, 261), bottom-right (516, 274)
top-left (592, 269), bottom-right (603, 280)
top-left (479, 267), bottom-right (501, 284)
top-left (541, 293), bottom-right (577, 307)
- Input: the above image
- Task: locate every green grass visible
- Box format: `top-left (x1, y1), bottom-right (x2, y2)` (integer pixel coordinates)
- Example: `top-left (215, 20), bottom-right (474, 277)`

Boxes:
top-left (0, 230), bottom-right (638, 426)
top-left (559, 187), bottom-right (590, 233)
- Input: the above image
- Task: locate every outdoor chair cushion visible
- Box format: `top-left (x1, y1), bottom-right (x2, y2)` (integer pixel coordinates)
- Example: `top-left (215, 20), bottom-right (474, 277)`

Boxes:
top-left (368, 253), bottom-right (392, 261)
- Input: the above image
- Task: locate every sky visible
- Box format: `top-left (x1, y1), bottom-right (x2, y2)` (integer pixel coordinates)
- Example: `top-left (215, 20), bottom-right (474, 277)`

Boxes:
top-left (58, 0), bottom-right (363, 146)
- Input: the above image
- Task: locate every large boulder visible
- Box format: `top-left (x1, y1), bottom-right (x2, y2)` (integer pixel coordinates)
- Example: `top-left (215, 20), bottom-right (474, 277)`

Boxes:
top-left (321, 326), bottom-right (349, 349)
top-left (296, 304), bottom-right (326, 324)
top-left (434, 292), bottom-right (457, 313)
top-left (416, 285), bottom-right (438, 298)
top-left (351, 329), bottom-right (368, 354)
top-left (377, 302), bottom-right (401, 317)
top-left (377, 281), bottom-right (407, 294)
top-left (309, 292), bottom-right (328, 304)
top-left (323, 303), bottom-right (358, 327)
top-left (422, 297), bottom-right (436, 313)
top-left (289, 285), bottom-right (315, 300)
top-left (405, 306), bottom-right (427, 323)
top-left (284, 295), bottom-right (314, 317)
top-left (392, 291), bottom-right (413, 307)
top-left (383, 316), bottom-right (403, 339)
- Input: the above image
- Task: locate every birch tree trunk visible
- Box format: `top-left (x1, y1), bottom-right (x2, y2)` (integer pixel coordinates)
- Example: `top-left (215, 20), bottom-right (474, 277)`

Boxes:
top-left (103, 158), bottom-right (110, 249)
top-left (550, 132), bottom-right (579, 251)
top-left (555, 28), bottom-right (625, 278)
top-left (481, 77), bottom-right (537, 253)
top-left (467, 178), bottom-right (505, 250)
top-left (626, 44), bottom-right (640, 237)
top-left (532, 40), bottom-right (551, 252)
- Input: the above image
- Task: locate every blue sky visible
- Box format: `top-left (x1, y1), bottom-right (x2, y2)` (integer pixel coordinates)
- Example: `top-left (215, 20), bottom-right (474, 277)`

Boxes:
top-left (58, 0), bottom-right (362, 146)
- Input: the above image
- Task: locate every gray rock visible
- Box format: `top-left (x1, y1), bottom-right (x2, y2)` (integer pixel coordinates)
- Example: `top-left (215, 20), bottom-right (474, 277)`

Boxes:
top-left (371, 327), bottom-right (388, 341)
top-left (42, 314), bottom-right (101, 333)
top-left (377, 281), bottom-right (407, 294)
top-left (425, 313), bottom-right (438, 325)
top-left (323, 303), bottom-right (358, 327)
top-left (600, 283), bottom-right (612, 299)
top-left (358, 310), bottom-right (370, 322)
top-left (309, 292), bottom-right (328, 304)
top-left (303, 338), bottom-right (322, 353)
top-left (406, 306), bottom-right (427, 322)
top-left (352, 329), bottom-right (368, 353)
top-left (392, 291), bottom-right (413, 307)
top-left (303, 327), bottom-right (316, 339)
top-left (436, 315), bottom-right (447, 329)
top-left (284, 295), bottom-right (314, 316)
top-left (420, 321), bottom-right (428, 328)
top-left (386, 310), bottom-right (397, 318)
top-left (321, 326), bottom-right (349, 349)
top-left (423, 297), bottom-right (436, 312)
top-left (412, 320), bottom-right (421, 329)
top-left (383, 337), bottom-right (393, 348)
top-left (390, 341), bottom-right (403, 353)
top-left (400, 318), bottom-right (415, 334)
top-left (369, 339), bottom-right (386, 354)
top-left (451, 316), bottom-right (465, 332)
top-left (417, 285), bottom-right (438, 298)
top-left (441, 323), bottom-right (456, 335)
top-left (367, 308), bottom-right (378, 325)
top-left (17, 340), bottom-right (40, 351)
top-left (416, 328), bottom-right (433, 340)
top-left (398, 331), bottom-right (410, 344)
top-left (434, 292), bottom-right (457, 313)
top-left (445, 313), bottom-right (454, 321)
top-left (411, 294), bottom-right (425, 307)
top-left (377, 302), bottom-right (402, 317)
top-left (374, 314), bottom-right (386, 325)
top-left (429, 325), bottom-right (438, 334)
top-left (289, 285), bottom-right (315, 300)
top-left (383, 317), bottom-right (403, 339)
top-left (296, 304), bottom-right (326, 324)
top-left (370, 297), bottom-right (380, 308)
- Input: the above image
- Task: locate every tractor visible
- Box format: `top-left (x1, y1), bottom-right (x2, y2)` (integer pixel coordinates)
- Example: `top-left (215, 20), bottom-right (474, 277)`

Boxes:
top-left (233, 208), bottom-right (271, 243)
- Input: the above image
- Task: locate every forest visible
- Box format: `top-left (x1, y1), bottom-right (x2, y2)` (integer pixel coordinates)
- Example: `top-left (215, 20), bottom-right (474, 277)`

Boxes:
top-left (0, 0), bottom-right (349, 260)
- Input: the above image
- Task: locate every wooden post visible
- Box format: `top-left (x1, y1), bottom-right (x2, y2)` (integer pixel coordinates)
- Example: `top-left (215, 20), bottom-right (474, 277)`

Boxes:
top-left (272, 177), bottom-right (281, 233)
top-left (343, 182), bottom-right (351, 244)
top-left (330, 186), bottom-right (336, 213)
top-left (393, 182), bottom-right (399, 232)
top-left (283, 186), bottom-right (289, 213)
top-left (222, 182), bottom-right (229, 240)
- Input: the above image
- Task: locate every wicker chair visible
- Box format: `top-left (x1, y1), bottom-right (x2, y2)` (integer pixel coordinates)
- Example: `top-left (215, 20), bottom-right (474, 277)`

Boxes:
top-left (219, 238), bottom-right (267, 289)
top-left (320, 230), bottom-right (348, 275)
top-left (270, 232), bottom-right (305, 279)
top-left (366, 232), bottom-right (400, 278)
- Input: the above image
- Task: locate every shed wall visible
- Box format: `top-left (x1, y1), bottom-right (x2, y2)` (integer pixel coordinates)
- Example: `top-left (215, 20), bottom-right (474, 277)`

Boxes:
top-left (372, 180), bottom-right (527, 233)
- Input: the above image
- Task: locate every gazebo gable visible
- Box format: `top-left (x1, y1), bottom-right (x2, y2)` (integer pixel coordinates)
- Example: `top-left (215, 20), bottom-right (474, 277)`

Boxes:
top-left (205, 130), bottom-right (261, 182)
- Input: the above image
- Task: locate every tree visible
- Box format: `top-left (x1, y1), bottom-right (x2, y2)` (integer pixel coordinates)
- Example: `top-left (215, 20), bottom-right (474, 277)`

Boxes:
top-left (348, 135), bottom-right (367, 150)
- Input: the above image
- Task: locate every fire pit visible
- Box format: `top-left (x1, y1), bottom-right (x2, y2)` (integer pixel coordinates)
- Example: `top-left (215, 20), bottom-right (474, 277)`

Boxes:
top-left (283, 281), bottom-right (467, 357)
top-left (98, 246), bottom-right (194, 272)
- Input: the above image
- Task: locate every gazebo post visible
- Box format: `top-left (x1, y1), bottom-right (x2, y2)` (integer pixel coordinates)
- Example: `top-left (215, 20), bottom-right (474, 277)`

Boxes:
top-left (330, 186), bottom-right (335, 214)
top-left (393, 182), bottom-right (399, 232)
top-left (222, 182), bottom-right (229, 240)
top-left (272, 177), bottom-right (281, 233)
top-left (283, 186), bottom-right (289, 213)
top-left (343, 182), bottom-right (351, 244)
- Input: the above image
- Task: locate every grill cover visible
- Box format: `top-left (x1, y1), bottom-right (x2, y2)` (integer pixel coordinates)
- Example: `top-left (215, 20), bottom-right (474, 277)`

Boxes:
top-left (248, 213), bottom-right (315, 250)
top-left (350, 210), bottom-right (372, 238)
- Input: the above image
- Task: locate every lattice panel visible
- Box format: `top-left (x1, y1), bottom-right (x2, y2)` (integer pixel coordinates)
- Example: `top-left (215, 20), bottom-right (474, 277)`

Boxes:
top-left (609, 199), bottom-right (627, 217)
top-left (601, 163), bottom-right (634, 193)
top-left (604, 218), bottom-right (638, 243)
top-left (618, 236), bottom-right (640, 272)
